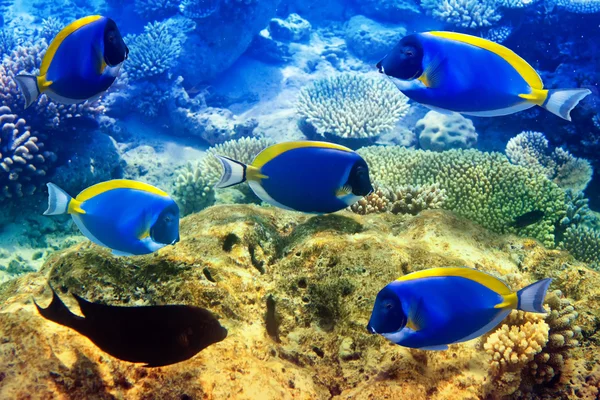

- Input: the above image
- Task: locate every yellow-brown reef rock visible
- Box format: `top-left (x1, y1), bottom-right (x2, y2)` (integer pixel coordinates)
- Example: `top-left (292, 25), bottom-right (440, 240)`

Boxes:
top-left (1, 205), bottom-right (599, 399)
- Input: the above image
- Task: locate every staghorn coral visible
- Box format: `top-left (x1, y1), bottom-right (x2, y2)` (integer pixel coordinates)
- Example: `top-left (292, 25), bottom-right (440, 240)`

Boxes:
top-left (358, 146), bottom-right (566, 247)
top-left (560, 225), bottom-right (600, 269)
top-left (416, 111), bottom-right (477, 152)
top-left (173, 137), bottom-right (274, 214)
top-left (0, 106), bottom-right (56, 199)
top-left (506, 131), bottom-right (593, 192)
top-left (297, 73), bottom-right (409, 141)
top-left (420, 0), bottom-right (502, 28)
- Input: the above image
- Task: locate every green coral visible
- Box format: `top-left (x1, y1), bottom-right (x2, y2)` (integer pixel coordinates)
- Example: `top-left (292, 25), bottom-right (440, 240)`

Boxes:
top-left (173, 137), bottom-right (274, 215)
top-left (357, 146), bottom-right (566, 247)
top-left (561, 226), bottom-right (600, 270)
top-left (297, 73), bottom-right (409, 140)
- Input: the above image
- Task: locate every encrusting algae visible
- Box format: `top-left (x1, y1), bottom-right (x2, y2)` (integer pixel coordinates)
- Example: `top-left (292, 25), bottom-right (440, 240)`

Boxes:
top-left (1, 205), bottom-right (600, 399)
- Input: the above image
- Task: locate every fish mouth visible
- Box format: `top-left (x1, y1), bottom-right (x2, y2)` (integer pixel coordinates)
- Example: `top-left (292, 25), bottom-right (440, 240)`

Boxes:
top-left (366, 324), bottom-right (376, 334)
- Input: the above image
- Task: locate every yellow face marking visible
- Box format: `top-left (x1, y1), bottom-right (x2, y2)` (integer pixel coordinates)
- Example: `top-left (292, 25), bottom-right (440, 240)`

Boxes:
top-left (427, 31), bottom-right (544, 90)
top-left (76, 179), bottom-right (169, 202)
top-left (251, 141), bottom-right (354, 169)
top-left (39, 15), bottom-right (104, 81)
top-left (396, 267), bottom-right (513, 296)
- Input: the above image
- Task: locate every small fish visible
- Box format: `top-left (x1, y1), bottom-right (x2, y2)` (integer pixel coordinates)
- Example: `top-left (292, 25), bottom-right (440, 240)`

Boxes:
top-left (34, 286), bottom-right (227, 367)
top-left (16, 16), bottom-right (128, 108)
top-left (215, 141), bottom-right (374, 214)
top-left (377, 31), bottom-right (591, 121)
top-left (509, 210), bottom-right (545, 229)
top-left (44, 180), bottom-right (180, 256)
top-left (367, 267), bottom-right (552, 350)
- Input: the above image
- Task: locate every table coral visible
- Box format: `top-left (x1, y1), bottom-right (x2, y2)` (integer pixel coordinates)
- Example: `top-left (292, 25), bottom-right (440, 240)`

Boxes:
top-left (358, 146), bottom-right (566, 247)
top-left (297, 73), bottom-right (409, 141)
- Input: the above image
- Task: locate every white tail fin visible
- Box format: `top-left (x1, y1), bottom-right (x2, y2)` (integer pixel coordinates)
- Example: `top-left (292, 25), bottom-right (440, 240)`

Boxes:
top-left (44, 183), bottom-right (73, 215)
top-left (214, 155), bottom-right (247, 188)
top-left (15, 75), bottom-right (41, 109)
top-left (517, 278), bottom-right (552, 313)
top-left (542, 88), bottom-right (591, 121)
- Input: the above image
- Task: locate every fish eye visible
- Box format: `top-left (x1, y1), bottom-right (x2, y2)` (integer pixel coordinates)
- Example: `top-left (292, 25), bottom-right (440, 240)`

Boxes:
top-left (384, 301), bottom-right (393, 310)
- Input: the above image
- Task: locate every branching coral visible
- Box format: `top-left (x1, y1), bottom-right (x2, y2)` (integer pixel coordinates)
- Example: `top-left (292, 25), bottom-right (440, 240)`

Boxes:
top-left (297, 73), bottom-right (409, 140)
top-left (484, 311), bottom-right (548, 397)
top-left (124, 20), bottom-right (189, 81)
top-left (357, 146), bottom-right (566, 247)
top-left (506, 131), bottom-right (593, 192)
top-left (173, 137), bottom-right (275, 214)
top-left (40, 17), bottom-right (63, 42)
top-left (416, 111), bottom-right (477, 151)
top-left (560, 225), bottom-right (600, 269)
top-left (420, 0), bottom-right (502, 28)
top-left (350, 184), bottom-right (447, 215)
top-left (179, 0), bottom-right (221, 18)
top-left (0, 106), bottom-right (56, 199)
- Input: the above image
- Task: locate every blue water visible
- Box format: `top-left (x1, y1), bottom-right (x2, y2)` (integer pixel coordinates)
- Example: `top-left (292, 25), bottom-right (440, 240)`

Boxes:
top-left (0, 0), bottom-right (599, 397)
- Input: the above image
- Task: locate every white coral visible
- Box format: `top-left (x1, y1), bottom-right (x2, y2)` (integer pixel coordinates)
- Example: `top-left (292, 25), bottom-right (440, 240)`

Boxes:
top-left (297, 73), bottom-right (409, 139)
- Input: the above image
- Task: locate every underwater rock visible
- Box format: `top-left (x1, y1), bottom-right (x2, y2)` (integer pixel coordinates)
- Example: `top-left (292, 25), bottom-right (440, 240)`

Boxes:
top-left (344, 15), bottom-right (406, 61)
top-left (415, 111), bottom-right (478, 152)
top-left (268, 13), bottom-right (311, 42)
top-left (174, 0), bottom-right (279, 87)
top-left (1, 205), bottom-right (600, 398)
top-left (246, 30), bottom-right (293, 64)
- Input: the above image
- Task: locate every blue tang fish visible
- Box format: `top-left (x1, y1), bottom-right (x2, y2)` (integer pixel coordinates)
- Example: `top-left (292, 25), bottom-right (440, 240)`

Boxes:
top-left (16, 15), bottom-right (128, 108)
top-left (215, 141), bottom-right (374, 214)
top-left (367, 267), bottom-right (552, 350)
top-left (44, 180), bottom-right (180, 256)
top-left (377, 31), bottom-right (591, 121)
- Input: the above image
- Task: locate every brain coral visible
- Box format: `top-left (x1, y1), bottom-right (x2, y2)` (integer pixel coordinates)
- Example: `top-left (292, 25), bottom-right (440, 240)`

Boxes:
top-left (173, 137), bottom-right (275, 215)
top-left (0, 106), bottom-right (56, 199)
top-left (416, 111), bottom-right (478, 151)
top-left (506, 131), bottom-right (593, 192)
top-left (420, 0), bottom-right (502, 28)
top-left (357, 146), bottom-right (566, 246)
top-left (297, 73), bottom-right (409, 141)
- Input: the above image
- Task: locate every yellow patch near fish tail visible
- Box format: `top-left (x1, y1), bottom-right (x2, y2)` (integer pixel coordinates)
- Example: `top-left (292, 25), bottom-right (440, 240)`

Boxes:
top-left (252, 141), bottom-right (353, 169)
top-left (518, 89), bottom-right (548, 106)
top-left (67, 199), bottom-right (86, 214)
top-left (246, 166), bottom-right (268, 182)
top-left (494, 292), bottom-right (518, 310)
top-left (36, 76), bottom-right (53, 93)
top-left (40, 15), bottom-right (104, 77)
top-left (76, 179), bottom-right (169, 202)
top-left (427, 31), bottom-right (544, 90)
top-left (396, 267), bottom-right (513, 296)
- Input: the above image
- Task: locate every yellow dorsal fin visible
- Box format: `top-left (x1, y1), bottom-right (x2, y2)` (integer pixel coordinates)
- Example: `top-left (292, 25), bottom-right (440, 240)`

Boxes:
top-left (76, 179), bottom-right (168, 202)
top-left (427, 31), bottom-right (544, 90)
top-left (252, 141), bottom-right (353, 169)
top-left (397, 267), bottom-right (513, 296)
top-left (40, 15), bottom-right (103, 77)
top-left (67, 199), bottom-right (86, 214)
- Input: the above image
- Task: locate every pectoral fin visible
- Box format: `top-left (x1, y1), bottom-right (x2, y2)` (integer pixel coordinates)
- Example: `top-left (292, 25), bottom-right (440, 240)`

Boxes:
top-left (335, 185), bottom-right (352, 198)
top-left (406, 298), bottom-right (427, 331)
top-left (419, 53), bottom-right (447, 88)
